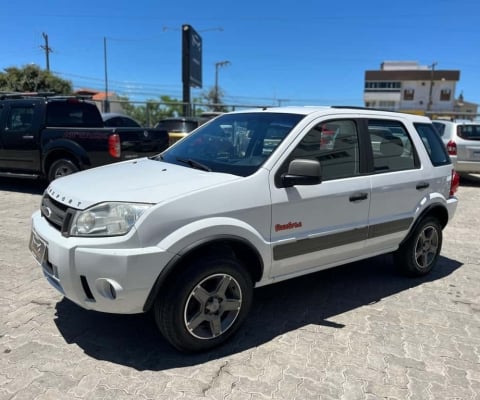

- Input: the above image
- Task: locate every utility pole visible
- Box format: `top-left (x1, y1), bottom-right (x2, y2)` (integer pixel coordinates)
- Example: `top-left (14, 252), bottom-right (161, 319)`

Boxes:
top-left (427, 61), bottom-right (437, 112)
top-left (41, 32), bottom-right (52, 71)
top-left (214, 60), bottom-right (230, 107)
top-left (103, 37), bottom-right (110, 113)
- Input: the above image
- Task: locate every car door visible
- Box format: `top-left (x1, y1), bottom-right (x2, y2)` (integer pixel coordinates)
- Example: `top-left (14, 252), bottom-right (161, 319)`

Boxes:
top-left (269, 118), bottom-right (372, 279)
top-left (365, 118), bottom-right (425, 253)
top-left (0, 101), bottom-right (41, 173)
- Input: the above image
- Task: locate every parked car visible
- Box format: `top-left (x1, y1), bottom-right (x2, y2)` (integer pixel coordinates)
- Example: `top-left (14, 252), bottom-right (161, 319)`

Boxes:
top-left (155, 117), bottom-right (202, 146)
top-left (199, 111), bottom-right (224, 121)
top-left (30, 106), bottom-right (459, 352)
top-left (0, 93), bottom-right (169, 182)
top-left (432, 119), bottom-right (480, 176)
top-left (102, 113), bottom-right (142, 128)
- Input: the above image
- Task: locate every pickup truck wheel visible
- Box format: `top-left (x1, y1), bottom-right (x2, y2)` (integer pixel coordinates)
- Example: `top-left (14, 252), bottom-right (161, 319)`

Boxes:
top-left (154, 256), bottom-right (253, 353)
top-left (394, 217), bottom-right (442, 277)
top-left (48, 159), bottom-right (79, 182)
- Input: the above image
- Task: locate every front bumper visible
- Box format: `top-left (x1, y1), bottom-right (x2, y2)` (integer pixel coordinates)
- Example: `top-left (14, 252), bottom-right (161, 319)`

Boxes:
top-left (30, 211), bottom-right (175, 314)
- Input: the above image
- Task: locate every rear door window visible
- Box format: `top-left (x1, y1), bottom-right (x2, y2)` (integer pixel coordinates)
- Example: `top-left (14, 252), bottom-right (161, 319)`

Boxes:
top-left (368, 120), bottom-right (418, 172)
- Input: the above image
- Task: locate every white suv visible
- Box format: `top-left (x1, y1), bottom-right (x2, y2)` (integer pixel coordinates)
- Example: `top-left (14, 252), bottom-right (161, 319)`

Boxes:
top-left (432, 119), bottom-right (480, 176)
top-left (30, 107), bottom-right (459, 352)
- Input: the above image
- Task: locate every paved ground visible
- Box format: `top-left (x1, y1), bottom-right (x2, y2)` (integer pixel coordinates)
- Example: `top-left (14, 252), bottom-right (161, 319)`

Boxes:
top-left (0, 176), bottom-right (479, 400)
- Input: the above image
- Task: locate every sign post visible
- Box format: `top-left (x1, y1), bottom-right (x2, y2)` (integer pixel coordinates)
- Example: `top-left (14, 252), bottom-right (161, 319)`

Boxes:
top-left (182, 24), bottom-right (202, 116)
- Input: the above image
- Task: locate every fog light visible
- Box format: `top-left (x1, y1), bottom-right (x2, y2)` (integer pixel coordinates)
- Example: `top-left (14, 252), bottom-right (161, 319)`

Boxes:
top-left (94, 278), bottom-right (123, 300)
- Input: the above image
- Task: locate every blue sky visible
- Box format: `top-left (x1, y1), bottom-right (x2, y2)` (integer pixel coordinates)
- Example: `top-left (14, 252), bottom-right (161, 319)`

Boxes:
top-left (2, 0), bottom-right (479, 108)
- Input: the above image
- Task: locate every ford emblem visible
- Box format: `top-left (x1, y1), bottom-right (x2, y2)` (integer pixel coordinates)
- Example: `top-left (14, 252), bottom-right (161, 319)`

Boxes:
top-left (42, 206), bottom-right (52, 218)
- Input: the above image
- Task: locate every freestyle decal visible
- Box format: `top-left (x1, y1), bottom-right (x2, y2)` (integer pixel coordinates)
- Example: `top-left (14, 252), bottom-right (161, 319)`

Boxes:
top-left (63, 131), bottom-right (108, 140)
top-left (274, 221), bottom-right (303, 232)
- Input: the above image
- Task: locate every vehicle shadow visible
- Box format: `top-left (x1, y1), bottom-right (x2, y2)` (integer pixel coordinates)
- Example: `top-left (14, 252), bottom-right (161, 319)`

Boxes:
top-left (53, 254), bottom-right (463, 370)
top-left (460, 174), bottom-right (480, 187)
top-left (0, 177), bottom-right (47, 195)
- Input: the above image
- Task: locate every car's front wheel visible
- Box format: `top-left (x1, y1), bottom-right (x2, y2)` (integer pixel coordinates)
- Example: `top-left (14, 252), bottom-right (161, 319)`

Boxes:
top-left (154, 256), bottom-right (253, 352)
top-left (394, 216), bottom-right (443, 277)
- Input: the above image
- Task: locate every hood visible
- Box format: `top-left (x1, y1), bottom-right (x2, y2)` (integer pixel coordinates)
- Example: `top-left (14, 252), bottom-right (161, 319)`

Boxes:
top-left (46, 158), bottom-right (241, 209)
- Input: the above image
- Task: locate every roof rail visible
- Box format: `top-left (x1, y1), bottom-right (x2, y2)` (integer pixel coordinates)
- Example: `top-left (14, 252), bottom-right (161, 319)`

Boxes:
top-left (331, 105), bottom-right (406, 113)
top-left (45, 95), bottom-right (93, 100)
top-left (0, 92), bottom-right (93, 101)
top-left (0, 91), bottom-right (57, 100)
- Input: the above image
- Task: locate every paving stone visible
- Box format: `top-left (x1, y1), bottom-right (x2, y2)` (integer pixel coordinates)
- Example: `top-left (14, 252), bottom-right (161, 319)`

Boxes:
top-left (2, 178), bottom-right (480, 399)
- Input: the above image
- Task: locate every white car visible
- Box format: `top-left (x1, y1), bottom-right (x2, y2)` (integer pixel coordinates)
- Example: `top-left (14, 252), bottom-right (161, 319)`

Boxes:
top-left (30, 106), bottom-right (459, 352)
top-left (432, 119), bottom-right (480, 176)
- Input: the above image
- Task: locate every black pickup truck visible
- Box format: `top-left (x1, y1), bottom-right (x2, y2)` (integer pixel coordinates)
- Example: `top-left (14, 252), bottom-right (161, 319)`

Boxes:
top-left (0, 94), bottom-right (169, 181)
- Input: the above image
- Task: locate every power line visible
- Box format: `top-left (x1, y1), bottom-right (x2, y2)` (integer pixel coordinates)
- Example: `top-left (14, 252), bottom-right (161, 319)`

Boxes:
top-left (54, 70), bottom-right (362, 104)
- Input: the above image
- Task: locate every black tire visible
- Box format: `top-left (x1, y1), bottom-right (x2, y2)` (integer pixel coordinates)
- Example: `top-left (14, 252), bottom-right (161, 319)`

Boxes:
top-left (48, 158), bottom-right (79, 182)
top-left (394, 216), bottom-right (443, 277)
top-left (154, 256), bottom-right (253, 353)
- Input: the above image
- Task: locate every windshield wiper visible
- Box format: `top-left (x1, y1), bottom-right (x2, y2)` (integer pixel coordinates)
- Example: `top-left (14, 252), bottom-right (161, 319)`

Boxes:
top-left (176, 157), bottom-right (212, 172)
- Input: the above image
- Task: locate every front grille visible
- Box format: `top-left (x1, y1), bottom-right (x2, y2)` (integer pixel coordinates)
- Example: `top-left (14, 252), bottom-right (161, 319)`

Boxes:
top-left (41, 194), bottom-right (76, 236)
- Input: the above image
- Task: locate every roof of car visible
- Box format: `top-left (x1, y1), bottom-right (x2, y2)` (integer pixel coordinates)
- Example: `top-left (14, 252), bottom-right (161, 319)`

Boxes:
top-left (433, 119), bottom-right (480, 125)
top-left (101, 112), bottom-right (133, 120)
top-left (158, 117), bottom-right (202, 122)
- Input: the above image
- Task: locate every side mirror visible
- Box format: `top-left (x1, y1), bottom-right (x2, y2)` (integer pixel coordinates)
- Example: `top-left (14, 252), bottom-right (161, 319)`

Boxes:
top-left (281, 159), bottom-right (322, 187)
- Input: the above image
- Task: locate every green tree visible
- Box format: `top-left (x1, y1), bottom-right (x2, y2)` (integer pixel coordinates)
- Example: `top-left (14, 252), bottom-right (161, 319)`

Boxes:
top-left (202, 86), bottom-right (229, 112)
top-left (120, 95), bottom-right (194, 126)
top-left (0, 65), bottom-right (73, 94)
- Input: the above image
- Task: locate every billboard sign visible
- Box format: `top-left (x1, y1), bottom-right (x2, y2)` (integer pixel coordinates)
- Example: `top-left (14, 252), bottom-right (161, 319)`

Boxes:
top-left (182, 24), bottom-right (202, 88)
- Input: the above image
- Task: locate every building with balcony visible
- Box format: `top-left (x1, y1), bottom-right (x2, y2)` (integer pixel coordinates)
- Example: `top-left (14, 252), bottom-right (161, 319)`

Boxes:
top-left (364, 61), bottom-right (477, 119)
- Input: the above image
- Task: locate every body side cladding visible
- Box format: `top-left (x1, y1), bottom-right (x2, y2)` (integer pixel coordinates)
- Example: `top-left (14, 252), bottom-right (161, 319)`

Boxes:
top-left (273, 217), bottom-right (413, 261)
top-left (274, 227), bottom-right (368, 261)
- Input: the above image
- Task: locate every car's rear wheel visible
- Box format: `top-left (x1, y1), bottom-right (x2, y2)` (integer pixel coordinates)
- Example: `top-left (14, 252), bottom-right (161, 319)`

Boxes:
top-left (154, 256), bottom-right (253, 352)
top-left (394, 216), bottom-right (442, 277)
top-left (48, 158), bottom-right (79, 182)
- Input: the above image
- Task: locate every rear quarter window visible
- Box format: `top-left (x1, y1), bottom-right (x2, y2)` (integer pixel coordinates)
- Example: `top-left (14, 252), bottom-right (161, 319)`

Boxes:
top-left (432, 122), bottom-right (446, 137)
top-left (414, 123), bottom-right (451, 166)
top-left (46, 101), bottom-right (103, 127)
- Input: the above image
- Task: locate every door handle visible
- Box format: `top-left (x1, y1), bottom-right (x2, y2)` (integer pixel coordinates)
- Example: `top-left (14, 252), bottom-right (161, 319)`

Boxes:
top-left (349, 192), bottom-right (368, 202)
top-left (416, 182), bottom-right (430, 190)
top-left (22, 135), bottom-right (34, 139)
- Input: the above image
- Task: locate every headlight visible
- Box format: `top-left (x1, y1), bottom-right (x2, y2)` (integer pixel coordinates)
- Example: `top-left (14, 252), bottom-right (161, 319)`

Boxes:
top-left (70, 202), bottom-right (152, 237)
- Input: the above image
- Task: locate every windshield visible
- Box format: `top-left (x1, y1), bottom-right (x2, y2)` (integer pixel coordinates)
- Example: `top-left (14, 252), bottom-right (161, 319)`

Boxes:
top-left (159, 112), bottom-right (304, 177)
